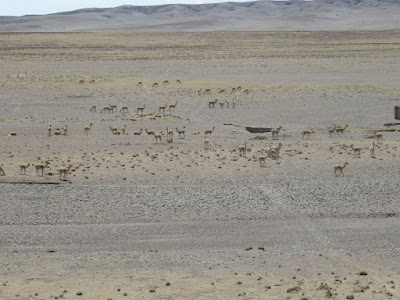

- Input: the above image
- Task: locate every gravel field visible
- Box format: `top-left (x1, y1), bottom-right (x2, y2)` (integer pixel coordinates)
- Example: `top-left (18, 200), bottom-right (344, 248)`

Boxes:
top-left (0, 31), bottom-right (400, 299)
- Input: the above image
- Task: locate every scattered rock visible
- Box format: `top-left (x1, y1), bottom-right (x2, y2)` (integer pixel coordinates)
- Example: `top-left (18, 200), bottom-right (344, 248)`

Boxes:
top-left (287, 286), bottom-right (301, 294)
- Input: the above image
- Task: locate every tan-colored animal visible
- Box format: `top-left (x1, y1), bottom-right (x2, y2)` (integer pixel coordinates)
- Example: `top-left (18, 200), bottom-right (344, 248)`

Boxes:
top-left (335, 125), bottom-right (348, 135)
top-left (159, 103), bottom-right (168, 114)
top-left (232, 98), bottom-right (236, 108)
top-left (35, 162), bottom-right (49, 177)
top-left (176, 127), bottom-right (185, 138)
top-left (0, 165), bottom-right (5, 176)
top-left (230, 87), bottom-right (236, 94)
top-left (219, 101), bottom-right (224, 108)
top-left (328, 127), bottom-right (336, 136)
top-left (121, 125), bottom-right (127, 135)
top-left (204, 137), bottom-right (210, 150)
top-left (120, 106), bottom-right (129, 113)
top-left (237, 86), bottom-right (242, 92)
top-left (334, 162), bottom-right (348, 177)
top-left (243, 88), bottom-right (249, 94)
top-left (166, 128), bottom-right (173, 142)
top-left (110, 126), bottom-right (118, 134)
top-left (352, 146), bottom-right (361, 158)
top-left (109, 105), bottom-right (117, 114)
top-left (101, 106), bottom-right (111, 114)
top-left (63, 125), bottom-right (68, 136)
top-left (48, 125), bottom-right (52, 137)
top-left (137, 105), bottom-right (146, 116)
top-left (134, 129), bottom-right (143, 136)
top-left (18, 163), bottom-right (30, 175)
top-left (54, 129), bottom-right (61, 136)
top-left (302, 130), bottom-right (314, 139)
top-left (152, 82), bottom-right (159, 88)
top-left (79, 80), bottom-right (84, 85)
top-left (84, 123), bottom-right (93, 135)
top-left (259, 155), bottom-right (267, 166)
top-left (271, 126), bottom-right (282, 140)
top-left (239, 142), bottom-right (247, 157)
top-left (204, 88), bottom-right (211, 95)
top-left (137, 81), bottom-right (143, 87)
top-left (197, 89), bottom-right (202, 95)
top-left (89, 79), bottom-right (95, 84)
top-left (59, 165), bottom-right (72, 181)
top-left (226, 99), bottom-right (230, 108)
top-left (90, 105), bottom-right (97, 112)
top-left (145, 129), bottom-right (155, 136)
top-left (205, 127), bottom-right (215, 135)
top-left (168, 101), bottom-right (178, 111)
top-left (209, 99), bottom-right (218, 108)
top-left (218, 89), bottom-right (226, 94)
top-left (176, 80), bottom-right (182, 84)
top-left (370, 142), bottom-right (376, 158)
top-left (374, 131), bottom-right (383, 144)
top-left (162, 80), bottom-right (169, 86)
top-left (154, 133), bottom-right (162, 143)
top-left (269, 142), bottom-right (283, 160)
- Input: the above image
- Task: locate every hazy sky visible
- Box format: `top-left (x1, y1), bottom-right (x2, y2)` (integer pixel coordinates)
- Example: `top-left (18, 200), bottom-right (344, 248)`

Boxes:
top-left (0, 0), bottom-right (254, 16)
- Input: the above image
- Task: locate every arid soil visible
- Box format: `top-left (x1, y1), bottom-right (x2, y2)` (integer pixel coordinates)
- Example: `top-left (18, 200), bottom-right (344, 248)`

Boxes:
top-left (0, 31), bottom-right (400, 299)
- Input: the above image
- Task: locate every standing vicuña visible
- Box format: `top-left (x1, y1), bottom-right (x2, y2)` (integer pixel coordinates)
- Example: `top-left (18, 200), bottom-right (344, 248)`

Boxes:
top-left (209, 99), bottom-right (218, 108)
top-left (374, 131), bottom-right (383, 144)
top-left (302, 130), bottom-right (314, 139)
top-left (370, 142), bottom-right (376, 158)
top-left (258, 155), bottom-right (267, 166)
top-left (154, 133), bottom-right (162, 143)
top-left (59, 165), bottom-right (72, 181)
top-left (159, 103), bottom-right (168, 114)
top-left (352, 146), bottom-right (361, 158)
top-left (19, 163), bottom-right (30, 175)
top-left (272, 126), bottom-right (282, 140)
top-left (176, 127), bottom-right (185, 138)
top-left (335, 125), bottom-right (348, 135)
top-left (334, 162), bottom-right (348, 177)
top-left (35, 162), bottom-right (49, 177)
top-left (84, 123), bottom-right (93, 135)
top-left (238, 142), bottom-right (247, 157)
top-left (205, 127), bottom-right (215, 135)
top-left (204, 137), bottom-right (210, 150)
top-left (168, 101), bottom-right (178, 111)
top-left (137, 105), bottom-right (146, 116)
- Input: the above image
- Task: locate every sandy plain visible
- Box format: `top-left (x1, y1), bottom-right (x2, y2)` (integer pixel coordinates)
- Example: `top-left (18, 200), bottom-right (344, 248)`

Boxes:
top-left (0, 31), bottom-right (400, 299)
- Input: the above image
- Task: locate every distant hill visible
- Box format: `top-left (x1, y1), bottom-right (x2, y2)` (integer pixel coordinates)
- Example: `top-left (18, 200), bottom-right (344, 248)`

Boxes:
top-left (1, 0), bottom-right (400, 32)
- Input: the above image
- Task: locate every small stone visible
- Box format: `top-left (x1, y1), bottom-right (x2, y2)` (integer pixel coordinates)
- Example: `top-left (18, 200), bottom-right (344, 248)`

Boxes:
top-left (245, 246), bottom-right (252, 251)
top-left (149, 289), bottom-right (156, 293)
top-left (346, 295), bottom-right (354, 299)
top-left (165, 282), bottom-right (170, 286)
top-left (287, 286), bottom-right (301, 294)
top-left (76, 292), bottom-right (82, 296)
top-left (359, 271), bottom-right (368, 276)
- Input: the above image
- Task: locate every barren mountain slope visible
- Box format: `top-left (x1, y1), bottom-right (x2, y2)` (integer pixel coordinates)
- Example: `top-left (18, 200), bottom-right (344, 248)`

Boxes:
top-left (1, 0), bottom-right (400, 32)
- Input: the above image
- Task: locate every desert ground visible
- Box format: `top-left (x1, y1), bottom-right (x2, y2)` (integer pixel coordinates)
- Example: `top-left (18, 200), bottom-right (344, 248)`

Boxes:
top-left (0, 31), bottom-right (400, 299)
